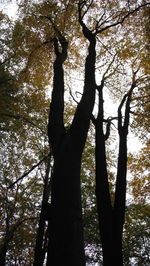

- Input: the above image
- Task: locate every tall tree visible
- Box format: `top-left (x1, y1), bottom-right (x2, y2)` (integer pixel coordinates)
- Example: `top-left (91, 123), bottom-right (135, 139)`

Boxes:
top-left (76, 1), bottom-right (150, 265)
top-left (47, 7), bottom-right (97, 264)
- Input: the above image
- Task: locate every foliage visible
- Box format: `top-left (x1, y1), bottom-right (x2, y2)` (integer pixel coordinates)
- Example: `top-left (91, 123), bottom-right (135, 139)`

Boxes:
top-left (0, 131), bottom-right (45, 265)
top-left (124, 203), bottom-right (150, 266)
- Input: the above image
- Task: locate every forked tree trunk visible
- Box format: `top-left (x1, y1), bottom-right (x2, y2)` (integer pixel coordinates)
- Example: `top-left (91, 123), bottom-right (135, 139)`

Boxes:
top-left (47, 26), bottom-right (96, 265)
top-left (112, 87), bottom-right (134, 265)
top-left (95, 84), bottom-right (134, 266)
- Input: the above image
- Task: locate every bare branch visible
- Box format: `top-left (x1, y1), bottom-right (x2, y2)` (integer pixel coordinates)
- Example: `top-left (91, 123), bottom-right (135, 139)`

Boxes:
top-left (1, 113), bottom-right (46, 135)
top-left (118, 93), bottom-right (128, 133)
top-left (102, 53), bottom-right (117, 80)
top-left (78, 1), bottom-right (95, 41)
top-left (96, 37), bottom-right (114, 57)
top-left (123, 83), bottom-right (136, 131)
top-left (44, 16), bottom-right (65, 41)
top-left (104, 120), bottom-right (111, 141)
top-left (75, 91), bottom-right (83, 98)
top-left (68, 84), bottom-right (79, 105)
top-left (96, 78), bottom-right (105, 92)
top-left (40, 15), bottom-right (68, 61)
top-left (9, 154), bottom-right (50, 189)
top-left (95, 8), bottom-right (107, 31)
top-left (104, 117), bottom-right (118, 141)
top-left (80, 0), bottom-right (94, 20)
top-left (96, 3), bottom-right (150, 35)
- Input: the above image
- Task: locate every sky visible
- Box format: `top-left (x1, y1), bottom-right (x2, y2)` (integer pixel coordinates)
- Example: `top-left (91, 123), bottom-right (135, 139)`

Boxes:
top-left (0, 0), bottom-right (18, 17)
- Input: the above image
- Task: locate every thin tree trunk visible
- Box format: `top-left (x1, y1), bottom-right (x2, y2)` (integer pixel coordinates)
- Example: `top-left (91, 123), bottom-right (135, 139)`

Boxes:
top-left (33, 155), bottom-right (51, 266)
top-left (113, 134), bottom-right (127, 266)
top-left (95, 85), bottom-right (134, 265)
top-left (112, 87), bottom-right (134, 265)
top-left (95, 87), bottom-right (114, 266)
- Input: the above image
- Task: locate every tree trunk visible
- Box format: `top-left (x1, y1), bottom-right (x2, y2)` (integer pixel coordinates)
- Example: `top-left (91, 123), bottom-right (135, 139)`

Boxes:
top-left (95, 88), bottom-right (114, 266)
top-left (112, 134), bottom-right (127, 266)
top-left (95, 86), bottom-right (133, 265)
top-left (33, 156), bottom-right (51, 266)
top-left (47, 29), bottom-right (96, 265)
top-left (112, 87), bottom-right (133, 265)
top-left (0, 245), bottom-right (7, 266)
top-left (47, 143), bottom-right (86, 266)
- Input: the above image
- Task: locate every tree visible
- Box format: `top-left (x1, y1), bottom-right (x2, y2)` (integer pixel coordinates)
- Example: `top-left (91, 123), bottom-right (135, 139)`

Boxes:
top-left (123, 203), bottom-right (150, 265)
top-left (0, 10), bottom-right (50, 265)
top-left (77, 1), bottom-right (149, 265)
top-left (0, 135), bottom-right (43, 265)
top-left (46, 10), bottom-right (97, 265)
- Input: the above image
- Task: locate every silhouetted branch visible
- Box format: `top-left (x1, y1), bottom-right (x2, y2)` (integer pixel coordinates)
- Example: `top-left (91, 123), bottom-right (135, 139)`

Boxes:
top-left (68, 84), bottom-right (79, 105)
top-left (79, 0), bottom-right (94, 20)
top-left (102, 53), bottom-right (117, 80)
top-left (9, 154), bottom-right (50, 189)
top-left (104, 117), bottom-right (118, 141)
top-left (38, 15), bottom-right (68, 60)
top-left (123, 84), bottom-right (135, 132)
top-left (78, 1), bottom-right (95, 41)
top-left (44, 16), bottom-right (65, 41)
top-left (118, 93), bottom-right (128, 133)
top-left (1, 113), bottom-right (46, 135)
top-left (96, 3), bottom-right (150, 34)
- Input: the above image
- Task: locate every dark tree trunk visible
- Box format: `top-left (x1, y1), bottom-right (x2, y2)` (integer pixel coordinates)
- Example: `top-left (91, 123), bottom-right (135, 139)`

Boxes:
top-left (95, 84), bottom-right (134, 266)
top-left (0, 215), bottom-right (12, 266)
top-left (47, 25), bottom-right (96, 265)
top-left (33, 156), bottom-right (51, 266)
top-left (95, 87), bottom-right (114, 266)
top-left (47, 145), bottom-right (86, 266)
top-left (113, 135), bottom-right (127, 266)
top-left (0, 245), bottom-right (7, 266)
top-left (112, 86), bottom-right (134, 265)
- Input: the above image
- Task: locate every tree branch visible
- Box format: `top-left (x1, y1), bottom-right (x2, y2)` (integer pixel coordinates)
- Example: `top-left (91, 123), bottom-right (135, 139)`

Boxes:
top-left (118, 94), bottom-right (128, 134)
top-left (79, 0), bottom-right (94, 20)
top-left (102, 53), bottom-right (117, 80)
top-left (9, 154), bottom-right (50, 189)
top-left (104, 117), bottom-right (118, 141)
top-left (96, 3), bottom-right (150, 35)
top-left (78, 1), bottom-right (95, 41)
top-left (1, 113), bottom-right (46, 135)
top-left (123, 83), bottom-right (136, 132)
top-left (68, 84), bottom-right (79, 105)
